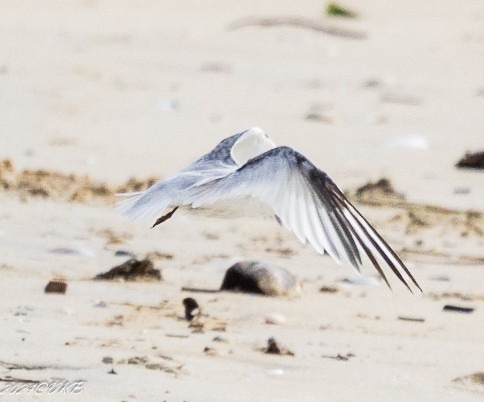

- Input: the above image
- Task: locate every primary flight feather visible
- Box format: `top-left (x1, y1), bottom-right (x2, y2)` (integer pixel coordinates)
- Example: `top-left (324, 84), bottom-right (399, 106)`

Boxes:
top-left (118, 127), bottom-right (421, 292)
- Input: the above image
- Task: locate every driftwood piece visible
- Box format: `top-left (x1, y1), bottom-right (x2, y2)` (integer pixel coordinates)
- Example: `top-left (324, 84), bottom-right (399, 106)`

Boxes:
top-left (228, 16), bottom-right (367, 40)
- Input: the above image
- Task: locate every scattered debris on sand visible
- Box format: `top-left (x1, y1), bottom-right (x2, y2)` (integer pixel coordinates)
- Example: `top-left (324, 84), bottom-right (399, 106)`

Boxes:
top-left (319, 285), bottom-right (339, 293)
top-left (181, 287), bottom-right (218, 294)
top-left (102, 357), bottom-right (114, 364)
top-left (220, 261), bottom-right (301, 296)
top-left (228, 16), bottom-right (366, 40)
top-left (427, 291), bottom-right (474, 301)
top-left (381, 93), bottom-right (423, 106)
top-left (115, 177), bottom-right (158, 193)
top-left (203, 346), bottom-right (218, 356)
top-left (321, 353), bottom-right (355, 361)
top-left (398, 316), bottom-right (425, 323)
top-left (352, 177), bottom-right (405, 203)
top-left (264, 337), bottom-right (294, 356)
top-left (180, 298), bottom-right (226, 333)
top-left (95, 259), bottom-right (161, 281)
top-left (188, 315), bottom-right (227, 333)
top-left (0, 158), bottom-right (156, 203)
top-left (0, 377), bottom-right (40, 384)
top-left (453, 372), bottom-right (484, 390)
top-left (44, 280), bottom-right (67, 294)
top-left (97, 229), bottom-right (132, 246)
top-left (115, 356), bottom-right (184, 376)
top-left (145, 251), bottom-right (174, 261)
top-left (347, 177), bottom-right (484, 244)
top-left (183, 297), bottom-right (200, 321)
top-left (455, 150), bottom-right (484, 170)
top-left (326, 2), bottom-right (358, 18)
top-left (442, 304), bottom-right (474, 314)
top-left (114, 250), bottom-right (137, 258)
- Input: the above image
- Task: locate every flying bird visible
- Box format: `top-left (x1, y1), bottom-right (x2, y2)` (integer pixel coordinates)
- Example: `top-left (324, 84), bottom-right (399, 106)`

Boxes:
top-left (118, 127), bottom-right (421, 292)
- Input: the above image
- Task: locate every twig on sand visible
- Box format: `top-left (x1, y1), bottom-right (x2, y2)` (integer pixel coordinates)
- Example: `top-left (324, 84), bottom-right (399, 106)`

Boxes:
top-left (181, 287), bottom-right (219, 294)
top-left (0, 378), bottom-right (40, 383)
top-left (321, 353), bottom-right (355, 361)
top-left (228, 16), bottom-right (367, 40)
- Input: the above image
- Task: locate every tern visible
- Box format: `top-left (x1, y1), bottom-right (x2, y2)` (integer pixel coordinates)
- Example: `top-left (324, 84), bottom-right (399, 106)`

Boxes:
top-left (118, 127), bottom-right (421, 292)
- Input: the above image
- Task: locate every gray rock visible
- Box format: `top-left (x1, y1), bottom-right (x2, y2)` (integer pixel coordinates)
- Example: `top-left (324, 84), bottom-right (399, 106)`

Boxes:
top-left (220, 261), bottom-right (301, 296)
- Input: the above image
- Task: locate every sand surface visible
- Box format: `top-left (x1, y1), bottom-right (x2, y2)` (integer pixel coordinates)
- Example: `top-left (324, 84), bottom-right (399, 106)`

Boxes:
top-left (0, 1), bottom-right (483, 401)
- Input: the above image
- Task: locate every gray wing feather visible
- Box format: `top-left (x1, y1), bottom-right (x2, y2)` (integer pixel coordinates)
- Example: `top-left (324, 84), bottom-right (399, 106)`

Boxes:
top-left (117, 131), bottom-right (246, 221)
top-left (183, 146), bottom-right (421, 292)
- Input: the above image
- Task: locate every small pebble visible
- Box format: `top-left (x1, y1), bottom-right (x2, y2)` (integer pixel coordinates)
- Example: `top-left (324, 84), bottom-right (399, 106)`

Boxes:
top-left (44, 281), bottom-right (67, 294)
top-left (183, 298), bottom-right (200, 321)
top-left (320, 285), bottom-right (339, 293)
top-left (264, 313), bottom-right (286, 325)
top-left (114, 250), bottom-right (136, 258)
top-left (203, 347), bottom-right (218, 356)
top-left (264, 337), bottom-right (294, 356)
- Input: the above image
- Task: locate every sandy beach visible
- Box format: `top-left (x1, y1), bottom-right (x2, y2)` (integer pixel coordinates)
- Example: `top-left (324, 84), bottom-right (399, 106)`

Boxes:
top-left (1, 1), bottom-right (483, 401)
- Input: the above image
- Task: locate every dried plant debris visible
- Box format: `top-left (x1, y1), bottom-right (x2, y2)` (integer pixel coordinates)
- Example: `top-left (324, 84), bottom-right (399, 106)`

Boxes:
top-left (453, 372), bottom-right (484, 389)
top-left (101, 357), bottom-right (114, 364)
top-left (319, 285), bottom-right (339, 293)
top-left (0, 158), bottom-right (156, 203)
top-left (427, 292), bottom-right (474, 301)
top-left (145, 251), bottom-right (174, 261)
top-left (347, 178), bottom-right (484, 239)
top-left (352, 178), bottom-right (405, 203)
top-left (44, 280), bottom-right (67, 294)
top-left (97, 229), bottom-right (132, 246)
top-left (228, 16), bottom-right (366, 40)
top-left (95, 259), bottom-right (161, 281)
top-left (455, 150), bottom-right (484, 170)
top-left (188, 316), bottom-right (227, 333)
top-left (220, 261), bottom-right (301, 296)
top-left (264, 337), bottom-right (294, 356)
top-left (115, 177), bottom-right (158, 193)
top-left (115, 356), bottom-right (184, 376)
top-left (326, 3), bottom-right (358, 18)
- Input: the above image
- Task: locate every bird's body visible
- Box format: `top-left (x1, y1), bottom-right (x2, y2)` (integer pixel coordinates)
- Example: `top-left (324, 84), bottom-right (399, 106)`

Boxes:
top-left (118, 127), bottom-right (421, 292)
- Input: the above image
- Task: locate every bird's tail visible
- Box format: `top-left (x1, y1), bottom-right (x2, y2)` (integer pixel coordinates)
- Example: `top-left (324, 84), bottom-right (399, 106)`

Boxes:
top-left (116, 189), bottom-right (169, 223)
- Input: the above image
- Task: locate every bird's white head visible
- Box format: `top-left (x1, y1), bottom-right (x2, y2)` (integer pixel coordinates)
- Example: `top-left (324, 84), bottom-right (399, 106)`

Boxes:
top-left (230, 127), bottom-right (276, 166)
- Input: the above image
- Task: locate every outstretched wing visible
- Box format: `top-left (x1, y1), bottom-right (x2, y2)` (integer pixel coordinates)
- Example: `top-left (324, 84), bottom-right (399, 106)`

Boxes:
top-left (117, 131), bottom-right (245, 221)
top-left (183, 146), bottom-right (421, 292)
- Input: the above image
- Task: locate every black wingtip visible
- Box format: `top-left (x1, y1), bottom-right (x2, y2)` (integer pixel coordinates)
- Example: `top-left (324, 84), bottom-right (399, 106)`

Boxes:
top-left (326, 179), bottom-right (423, 294)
